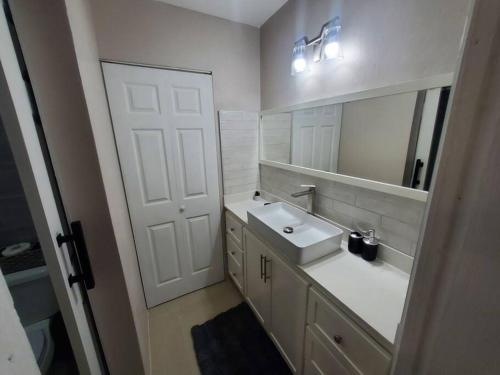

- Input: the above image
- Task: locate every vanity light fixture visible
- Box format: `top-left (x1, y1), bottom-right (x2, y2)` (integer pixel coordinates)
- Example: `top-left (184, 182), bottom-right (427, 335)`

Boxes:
top-left (290, 16), bottom-right (343, 76)
top-left (291, 38), bottom-right (308, 75)
top-left (321, 18), bottom-right (342, 60)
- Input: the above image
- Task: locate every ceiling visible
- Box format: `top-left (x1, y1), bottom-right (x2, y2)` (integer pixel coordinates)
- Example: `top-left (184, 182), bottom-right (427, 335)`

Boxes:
top-left (155, 0), bottom-right (288, 27)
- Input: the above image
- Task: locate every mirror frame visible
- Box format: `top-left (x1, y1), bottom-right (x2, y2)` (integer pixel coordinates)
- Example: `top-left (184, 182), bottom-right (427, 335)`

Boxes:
top-left (259, 73), bottom-right (454, 202)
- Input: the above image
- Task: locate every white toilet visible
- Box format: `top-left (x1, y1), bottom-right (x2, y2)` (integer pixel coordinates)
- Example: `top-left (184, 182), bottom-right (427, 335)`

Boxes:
top-left (5, 265), bottom-right (59, 374)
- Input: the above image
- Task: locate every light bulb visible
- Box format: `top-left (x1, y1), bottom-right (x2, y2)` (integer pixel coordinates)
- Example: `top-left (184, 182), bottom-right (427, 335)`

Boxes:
top-left (292, 57), bottom-right (307, 73)
top-left (323, 41), bottom-right (340, 60)
top-left (291, 38), bottom-right (308, 76)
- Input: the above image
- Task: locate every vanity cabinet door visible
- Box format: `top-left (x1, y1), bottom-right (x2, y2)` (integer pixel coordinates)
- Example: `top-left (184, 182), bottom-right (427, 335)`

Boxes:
top-left (269, 252), bottom-right (309, 374)
top-left (244, 229), bottom-right (271, 328)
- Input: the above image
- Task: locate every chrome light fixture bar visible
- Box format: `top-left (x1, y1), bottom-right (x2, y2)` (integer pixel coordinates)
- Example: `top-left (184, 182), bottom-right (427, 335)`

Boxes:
top-left (291, 16), bottom-right (342, 75)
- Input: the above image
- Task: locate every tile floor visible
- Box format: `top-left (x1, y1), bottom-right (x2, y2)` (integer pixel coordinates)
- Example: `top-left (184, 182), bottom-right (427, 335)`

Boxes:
top-left (149, 279), bottom-right (243, 375)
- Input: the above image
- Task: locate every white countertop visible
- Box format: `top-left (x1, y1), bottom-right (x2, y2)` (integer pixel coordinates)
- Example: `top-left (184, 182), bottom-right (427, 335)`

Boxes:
top-left (301, 245), bottom-right (409, 345)
top-left (224, 193), bottom-right (267, 223)
top-left (224, 194), bottom-right (410, 346)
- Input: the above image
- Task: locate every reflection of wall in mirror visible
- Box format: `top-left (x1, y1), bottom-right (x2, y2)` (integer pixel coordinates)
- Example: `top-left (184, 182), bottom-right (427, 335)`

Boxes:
top-left (291, 104), bottom-right (342, 172)
top-left (338, 92), bottom-right (418, 185)
top-left (261, 113), bottom-right (292, 163)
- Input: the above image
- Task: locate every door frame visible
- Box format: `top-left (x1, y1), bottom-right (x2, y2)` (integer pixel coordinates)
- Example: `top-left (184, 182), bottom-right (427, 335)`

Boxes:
top-left (392, 0), bottom-right (500, 372)
top-left (0, 5), bottom-right (103, 374)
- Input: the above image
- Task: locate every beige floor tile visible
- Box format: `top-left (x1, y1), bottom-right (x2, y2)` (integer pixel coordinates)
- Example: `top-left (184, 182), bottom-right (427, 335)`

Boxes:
top-left (149, 279), bottom-right (243, 375)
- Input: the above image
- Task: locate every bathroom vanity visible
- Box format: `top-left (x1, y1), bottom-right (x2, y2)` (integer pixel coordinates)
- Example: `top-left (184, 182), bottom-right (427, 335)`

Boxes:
top-left (224, 196), bottom-right (409, 375)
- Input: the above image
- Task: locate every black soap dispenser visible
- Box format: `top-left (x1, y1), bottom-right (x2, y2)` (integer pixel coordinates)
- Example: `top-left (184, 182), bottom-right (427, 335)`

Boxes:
top-left (361, 229), bottom-right (379, 261)
top-left (348, 231), bottom-right (364, 254)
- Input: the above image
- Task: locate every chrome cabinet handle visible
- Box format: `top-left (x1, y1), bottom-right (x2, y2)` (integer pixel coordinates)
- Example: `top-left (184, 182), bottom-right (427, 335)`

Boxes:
top-left (333, 335), bottom-right (343, 344)
top-left (179, 205), bottom-right (185, 212)
top-left (263, 256), bottom-right (271, 283)
top-left (260, 254), bottom-right (264, 279)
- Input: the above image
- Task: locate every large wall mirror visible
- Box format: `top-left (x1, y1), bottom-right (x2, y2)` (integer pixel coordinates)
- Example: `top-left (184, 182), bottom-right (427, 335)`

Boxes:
top-left (260, 78), bottom-right (451, 199)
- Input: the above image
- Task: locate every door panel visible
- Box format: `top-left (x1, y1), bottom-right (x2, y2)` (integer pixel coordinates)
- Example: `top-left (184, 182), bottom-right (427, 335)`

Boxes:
top-left (177, 129), bottom-right (207, 198)
top-left (148, 222), bottom-right (181, 284)
top-left (244, 229), bottom-right (271, 328)
top-left (186, 215), bottom-right (212, 272)
top-left (133, 129), bottom-right (172, 203)
top-left (172, 86), bottom-right (201, 114)
top-left (292, 104), bottom-right (342, 172)
top-left (103, 63), bottom-right (223, 307)
top-left (126, 83), bottom-right (161, 113)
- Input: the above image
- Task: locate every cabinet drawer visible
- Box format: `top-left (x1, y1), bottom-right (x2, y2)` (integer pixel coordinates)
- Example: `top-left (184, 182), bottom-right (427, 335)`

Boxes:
top-left (225, 211), bottom-right (243, 245)
top-left (226, 235), bottom-right (243, 265)
top-left (304, 327), bottom-right (352, 375)
top-left (228, 251), bottom-right (244, 292)
top-left (307, 288), bottom-right (391, 375)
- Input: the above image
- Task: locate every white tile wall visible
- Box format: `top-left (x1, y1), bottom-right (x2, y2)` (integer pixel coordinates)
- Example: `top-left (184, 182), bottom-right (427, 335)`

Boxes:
top-left (219, 111), bottom-right (259, 195)
top-left (260, 164), bottom-right (426, 257)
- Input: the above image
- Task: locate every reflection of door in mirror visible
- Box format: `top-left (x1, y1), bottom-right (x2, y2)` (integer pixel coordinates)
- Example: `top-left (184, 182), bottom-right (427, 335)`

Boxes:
top-left (291, 104), bottom-right (342, 172)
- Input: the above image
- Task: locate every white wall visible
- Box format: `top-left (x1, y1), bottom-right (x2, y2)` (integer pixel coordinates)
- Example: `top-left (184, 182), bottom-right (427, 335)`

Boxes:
top-left (260, 0), bottom-right (469, 110)
top-left (62, 1), bottom-right (151, 373)
top-left (338, 92), bottom-right (417, 185)
top-left (89, 0), bottom-right (261, 112)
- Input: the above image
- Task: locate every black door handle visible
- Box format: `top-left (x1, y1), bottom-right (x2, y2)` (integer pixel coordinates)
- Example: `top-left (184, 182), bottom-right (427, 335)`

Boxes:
top-left (56, 221), bottom-right (95, 290)
top-left (411, 159), bottom-right (424, 188)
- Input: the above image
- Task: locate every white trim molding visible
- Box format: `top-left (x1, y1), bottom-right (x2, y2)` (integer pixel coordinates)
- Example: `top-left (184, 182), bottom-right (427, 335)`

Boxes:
top-left (260, 160), bottom-right (428, 202)
top-left (261, 73), bottom-right (454, 115)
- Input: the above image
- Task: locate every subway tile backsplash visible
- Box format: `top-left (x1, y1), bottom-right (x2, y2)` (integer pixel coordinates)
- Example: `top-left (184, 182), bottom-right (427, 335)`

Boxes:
top-left (219, 111), bottom-right (260, 195)
top-left (260, 164), bottom-right (426, 257)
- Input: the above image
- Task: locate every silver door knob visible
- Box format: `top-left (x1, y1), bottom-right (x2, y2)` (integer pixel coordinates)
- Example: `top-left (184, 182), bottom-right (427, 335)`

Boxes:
top-left (179, 205), bottom-right (185, 212)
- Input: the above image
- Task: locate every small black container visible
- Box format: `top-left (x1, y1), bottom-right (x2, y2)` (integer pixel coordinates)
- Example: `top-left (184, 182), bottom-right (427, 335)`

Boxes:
top-left (348, 231), bottom-right (364, 254)
top-left (361, 231), bottom-right (379, 261)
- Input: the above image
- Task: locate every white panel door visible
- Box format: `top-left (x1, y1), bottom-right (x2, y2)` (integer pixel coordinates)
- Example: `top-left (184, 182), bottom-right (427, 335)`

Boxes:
top-left (102, 63), bottom-right (223, 307)
top-left (291, 104), bottom-right (342, 172)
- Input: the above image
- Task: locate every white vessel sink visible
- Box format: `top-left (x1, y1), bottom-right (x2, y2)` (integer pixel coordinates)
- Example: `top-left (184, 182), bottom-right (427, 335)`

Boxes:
top-left (247, 202), bottom-right (343, 265)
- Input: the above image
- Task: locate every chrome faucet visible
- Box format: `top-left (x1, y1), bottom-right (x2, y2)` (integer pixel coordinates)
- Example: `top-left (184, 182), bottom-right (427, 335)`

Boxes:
top-left (291, 184), bottom-right (316, 214)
